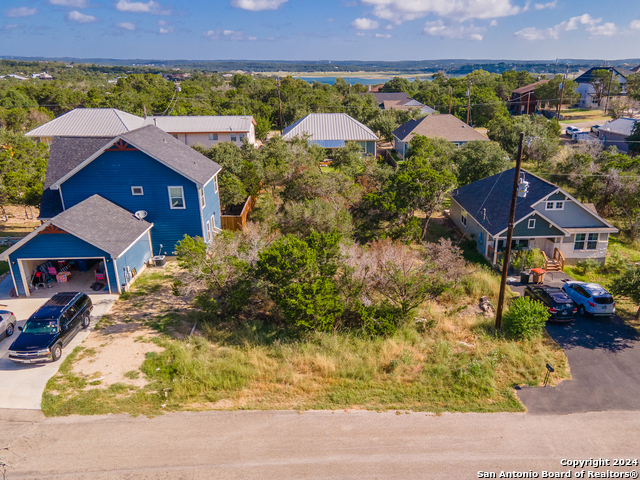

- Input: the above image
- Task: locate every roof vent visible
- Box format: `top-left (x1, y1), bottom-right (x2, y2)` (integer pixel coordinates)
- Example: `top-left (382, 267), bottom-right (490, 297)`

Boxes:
top-left (134, 210), bottom-right (148, 220)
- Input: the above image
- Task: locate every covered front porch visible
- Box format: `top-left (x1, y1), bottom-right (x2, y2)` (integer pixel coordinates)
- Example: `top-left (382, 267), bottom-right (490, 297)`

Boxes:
top-left (486, 236), bottom-right (566, 272)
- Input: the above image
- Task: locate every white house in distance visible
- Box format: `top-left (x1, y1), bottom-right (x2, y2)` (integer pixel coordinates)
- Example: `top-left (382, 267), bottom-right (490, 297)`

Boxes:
top-left (282, 113), bottom-right (379, 156)
top-left (26, 108), bottom-right (257, 148)
top-left (574, 67), bottom-right (631, 109)
top-left (142, 115), bottom-right (256, 148)
top-left (392, 114), bottom-right (488, 158)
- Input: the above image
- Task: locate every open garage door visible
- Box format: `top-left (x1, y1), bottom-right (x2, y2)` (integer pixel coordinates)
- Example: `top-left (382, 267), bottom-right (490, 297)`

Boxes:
top-left (18, 257), bottom-right (113, 297)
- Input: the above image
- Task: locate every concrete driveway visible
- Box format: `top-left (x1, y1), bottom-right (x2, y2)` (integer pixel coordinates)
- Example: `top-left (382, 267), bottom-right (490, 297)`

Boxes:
top-left (0, 276), bottom-right (118, 410)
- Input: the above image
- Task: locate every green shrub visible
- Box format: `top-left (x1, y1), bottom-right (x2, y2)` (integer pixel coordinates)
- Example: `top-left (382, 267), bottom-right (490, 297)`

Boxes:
top-left (575, 258), bottom-right (601, 274)
top-left (502, 296), bottom-right (550, 340)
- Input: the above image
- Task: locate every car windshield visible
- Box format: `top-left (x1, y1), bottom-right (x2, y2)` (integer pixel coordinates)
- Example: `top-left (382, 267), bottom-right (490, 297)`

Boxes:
top-left (594, 296), bottom-right (614, 305)
top-left (22, 319), bottom-right (58, 335)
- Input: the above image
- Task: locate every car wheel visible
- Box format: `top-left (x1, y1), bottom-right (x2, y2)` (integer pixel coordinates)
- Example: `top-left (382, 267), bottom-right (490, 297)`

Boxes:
top-left (82, 313), bottom-right (90, 329)
top-left (51, 344), bottom-right (62, 362)
top-left (5, 323), bottom-right (14, 337)
top-left (578, 305), bottom-right (587, 317)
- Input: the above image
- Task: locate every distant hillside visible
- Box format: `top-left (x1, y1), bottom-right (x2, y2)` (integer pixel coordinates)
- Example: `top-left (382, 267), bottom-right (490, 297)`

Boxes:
top-left (2, 56), bottom-right (639, 75)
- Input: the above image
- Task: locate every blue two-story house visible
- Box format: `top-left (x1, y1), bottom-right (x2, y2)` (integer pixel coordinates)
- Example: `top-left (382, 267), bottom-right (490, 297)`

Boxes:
top-left (1, 125), bottom-right (222, 297)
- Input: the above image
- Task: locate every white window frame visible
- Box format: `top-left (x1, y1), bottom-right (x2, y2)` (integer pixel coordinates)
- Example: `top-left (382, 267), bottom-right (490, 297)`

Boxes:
top-left (528, 219), bottom-right (536, 229)
top-left (131, 186), bottom-right (144, 196)
top-left (214, 175), bottom-right (219, 194)
top-left (209, 133), bottom-right (218, 141)
top-left (239, 133), bottom-right (245, 140)
top-left (586, 233), bottom-right (599, 250)
top-left (461, 211), bottom-right (467, 227)
top-left (231, 133), bottom-right (237, 142)
top-left (206, 221), bottom-right (212, 241)
top-left (211, 214), bottom-right (216, 230)
top-left (545, 201), bottom-right (564, 210)
top-left (199, 187), bottom-right (206, 208)
top-left (168, 186), bottom-right (185, 210)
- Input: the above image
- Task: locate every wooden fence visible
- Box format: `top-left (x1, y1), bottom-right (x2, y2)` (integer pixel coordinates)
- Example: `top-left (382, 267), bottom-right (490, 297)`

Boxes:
top-left (220, 195), bottom-right (257, 231)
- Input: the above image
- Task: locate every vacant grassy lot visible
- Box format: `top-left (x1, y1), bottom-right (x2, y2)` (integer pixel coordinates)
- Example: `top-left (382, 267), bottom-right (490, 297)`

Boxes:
top-left (42, 262), bottom-right (569, 417)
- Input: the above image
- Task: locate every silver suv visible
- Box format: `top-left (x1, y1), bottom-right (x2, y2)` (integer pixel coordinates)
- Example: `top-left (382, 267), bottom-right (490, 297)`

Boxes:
top-left (562, 281), bottom-right (615, 317)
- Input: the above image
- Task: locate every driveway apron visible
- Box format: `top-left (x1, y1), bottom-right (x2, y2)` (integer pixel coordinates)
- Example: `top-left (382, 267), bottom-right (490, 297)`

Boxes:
top-left (518, 313), bottom-right (640, 414)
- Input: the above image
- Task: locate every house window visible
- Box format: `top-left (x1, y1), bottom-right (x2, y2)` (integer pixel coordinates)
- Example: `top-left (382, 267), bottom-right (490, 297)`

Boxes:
top-left (575, 233), bottom-right (598, 250)
top-left (168, 186), bottom-right (185, 209)
top-left (131, 186), bottom-right (144, 196)
top-left (231, 133), bottom-right (237, 142)
top-left (199, 187), bottom-right (205, 208)
top-left (546, 201), bottom-right (564, 210)
top-left (528, 219), bottom-right (536, 229)
top-left (461, 210), bottom-right (467, 227)
top-left (239, 133), bottom-right (245, 141)
top-left (206, 221), bottom-right (212, 241)
top-left (211, 214), bottom-right (216, 230)
top-left (214, 175), bottom-right (219, 194)
top-left (209, 133), bottom-right (218, 141)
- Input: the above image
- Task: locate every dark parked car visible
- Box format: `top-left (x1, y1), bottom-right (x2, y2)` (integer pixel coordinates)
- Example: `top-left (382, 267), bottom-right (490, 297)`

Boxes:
top-left (9, 292), bottom-right (92, 364)
top-left (523, 285), bottom-right (577, 322)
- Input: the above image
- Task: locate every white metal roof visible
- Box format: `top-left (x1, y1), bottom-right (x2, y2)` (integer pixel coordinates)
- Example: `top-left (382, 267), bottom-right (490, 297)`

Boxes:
top-left (25, 108), bottom-right (144, 138)
top-left (142, 115), bottom-right (255, 133)
top-left (282, 113), bottom-right (379, 142)
top-left (600, 117), bottom-right (637, 136)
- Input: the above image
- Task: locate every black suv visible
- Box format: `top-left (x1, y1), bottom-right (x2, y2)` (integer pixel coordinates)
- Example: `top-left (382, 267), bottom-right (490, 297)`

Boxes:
top-left (9, 292), bottom-right (93, 364)
top-left (523, 285), bottom-right (577, 322)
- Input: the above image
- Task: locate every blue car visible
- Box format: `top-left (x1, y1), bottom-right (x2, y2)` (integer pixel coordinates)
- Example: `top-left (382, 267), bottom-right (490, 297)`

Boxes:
top-left (562, 281), bottom-right (615, 317)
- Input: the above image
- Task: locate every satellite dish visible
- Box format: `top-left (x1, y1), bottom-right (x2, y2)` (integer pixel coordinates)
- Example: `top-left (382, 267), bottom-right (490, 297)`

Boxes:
top-left (135, 210), bottom-right (148, 220)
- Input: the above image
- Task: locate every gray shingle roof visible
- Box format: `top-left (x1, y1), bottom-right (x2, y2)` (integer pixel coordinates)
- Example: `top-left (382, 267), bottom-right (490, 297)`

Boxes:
top-left (48, 125), bottom-right (222, 189)
top-left (44, 136), bottom-right (112, 189)
top-left (50, 195), bottom-right (152, 257)
top-left (119, 125), bottom-right (221, 185)
top-left (600, 117), bottom-right (637, 137)
top-left (282, 113), bottom-right (378, 142)
top-left (25, 108), bottom-right (144, 138)
top-left (393, 114), bottom-right (488, 143)
top-left (450, 168), bottom-right (558, 236)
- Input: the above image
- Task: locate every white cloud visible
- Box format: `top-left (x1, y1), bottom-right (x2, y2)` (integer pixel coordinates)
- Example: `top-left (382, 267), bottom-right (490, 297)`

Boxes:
top-left (67, 10), bottom-right (96, 22)
top-left (630, 20), bottom-right (640, 30)
top-left (351, 17), bottom-right (379, 30)
top-left (230, 0), bottom-right (288, 11)
top-left (534, 0), bottom-right (556, 9)
top-left (115, 0), bottom-right (170, 14)
top-left (3, 24), bottom-right (20, 30)
top-left (5, 7), bottom-right (37, 17)
top-left (375, 33), bottom-right (391, 38)
top-left (423, 19), bottom-right (485, 41)
top-left (356, 32), bottom-right (367, 36)
top-left (203, 29), bottom-right (255, 41)
top-left (587, 22), bottom-right (617, 37)
top-left (116, 21), bottom-right (136, 30)
top-left (515, 13), bottom-right (609, 40)
top-left (159, 26), bottom-right (174, 33)
top-left (490, 20), bottom-right (497, 27)
top-left (360, 0), bottom-right (522, 24)
top-left (49, 0), bottom-right (90, 7)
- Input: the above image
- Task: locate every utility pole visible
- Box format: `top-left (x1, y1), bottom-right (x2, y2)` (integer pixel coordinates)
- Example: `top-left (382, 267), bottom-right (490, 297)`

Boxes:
top-left (466, 82), bottom-right (471, 125)
top-left (526, 91), bottom-right (531, 114)
top-left (495, 132), bottom-right (525, 330)
top-left (603, 67), bottom-right (615, 114)
top-left (276, 77), bottom-right (283, 134)
top-left (448, 86), bottom-right (452, 114)
top-left (557, 66), bottom-right (568, 119)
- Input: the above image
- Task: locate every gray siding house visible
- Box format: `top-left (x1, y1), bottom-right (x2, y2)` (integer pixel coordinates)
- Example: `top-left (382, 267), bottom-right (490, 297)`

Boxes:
top-left (449, 169), bottom-right (618, 268)
top-left (598, 117), bottom-right (637, 153)
top-left (392, 114), bottom-right (488, 158)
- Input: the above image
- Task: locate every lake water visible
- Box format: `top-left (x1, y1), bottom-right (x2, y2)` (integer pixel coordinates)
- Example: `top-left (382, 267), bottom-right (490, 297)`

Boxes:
top-left (295, 76), bottom-right (392, 85)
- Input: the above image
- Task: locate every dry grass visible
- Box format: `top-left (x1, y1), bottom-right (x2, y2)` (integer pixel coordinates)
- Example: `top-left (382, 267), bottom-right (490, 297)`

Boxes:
top-left (42, 265), bottom-right (569, 417)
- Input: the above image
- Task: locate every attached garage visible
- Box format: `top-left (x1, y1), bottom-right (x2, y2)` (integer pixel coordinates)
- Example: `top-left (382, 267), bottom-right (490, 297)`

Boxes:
top-left (0, 195), bottom-right (153, 297)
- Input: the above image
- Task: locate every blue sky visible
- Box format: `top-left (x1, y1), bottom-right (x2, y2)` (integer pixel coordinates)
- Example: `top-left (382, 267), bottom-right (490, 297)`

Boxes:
top-left (1, 0), bottom-right (640, 61)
